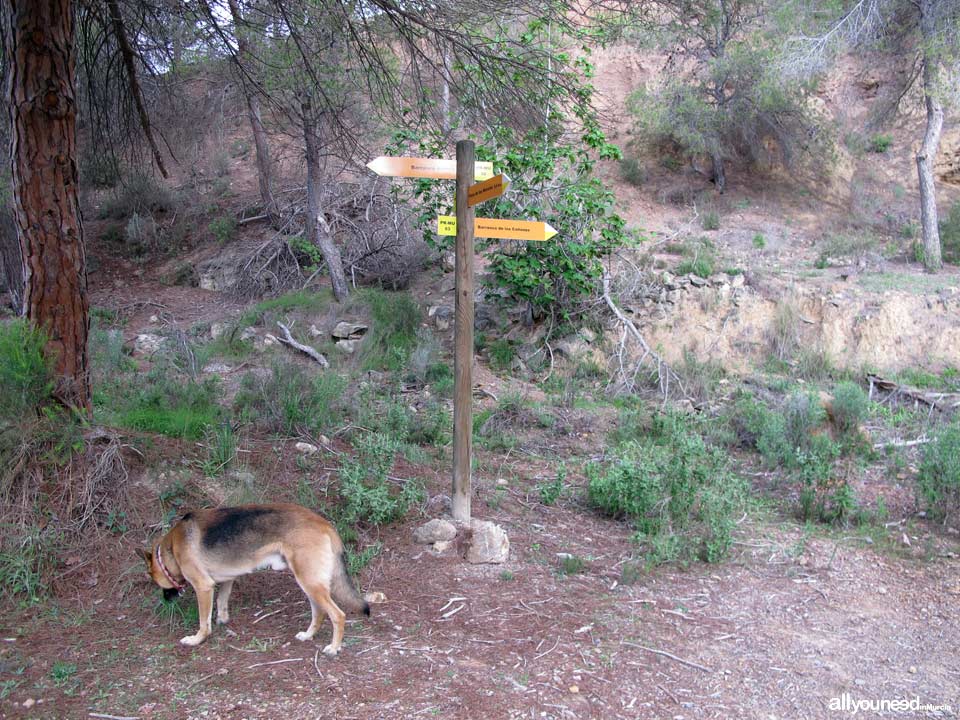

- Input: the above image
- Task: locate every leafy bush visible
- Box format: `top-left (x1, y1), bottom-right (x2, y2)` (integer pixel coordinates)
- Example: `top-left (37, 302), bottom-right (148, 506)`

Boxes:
top-left (782, 392), bottom-right (826, 461)
top-left (360, 289), bottom-right (419, 372)
top-left (675, 237), bottom-right (717, 278)
top-left (0, 526), bottom-right (57, 602)
top-left (831, 382), bottom-right (868, 438)
top-left (209, 215), bottom-right (237, 244)
top-left (940, 201), bottom-right (960, 265)
top-left (619, 157), bottom-right (648, 186)
top-left (0, 319), bottom-right (52, 423)
top-left (335, 433), bottom-right (425, 541)
top-left (100, 172), bottom-right (175, 220)
top-left (234, 362), bottom-right (346, 437)
top-left (538, 463), bottom-right (566, 506)
top-left (917, 423), bottom-right (960, 521)
top-left (867, 134), bottom-right (892, 153)
top-left (587, 413), bottom-right (747, 564)
top-left (487, 339), bottom-right (516, 372)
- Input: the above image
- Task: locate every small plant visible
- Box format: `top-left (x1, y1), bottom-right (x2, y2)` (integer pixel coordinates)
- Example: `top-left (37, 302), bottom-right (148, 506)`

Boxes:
top-left (487, 339), bottom-right (517, 372)
top-left (335, 433), bottom-right (425, 540)
top-left (209, 215), bottom-right (237, 244)
top-left (700, 210), bottom-right (720, 231)
top-left (346, 542), bottom-right (382, 574)
top-left (588, 412), bottom-right (747, 564)
top-left (234, 362), bottom-right (345, 437)
top-left (940, 200), bottom-right (960, 264)
top-left (867, 134), bottom-right (892, 153)
top-left (769, 300), bottom-right (800, 363)
top-left (619, 157), bottom-right (647, 187)
top-left (537, 463), bottom-right (566, 506)
top-left (917, 423), bottom-right (960, 521)
top-left (559, 554), bottom-right (586, 575)
top-left (360, 289), bottom-right (420, 372)
top-left (0, 319), bottom-right (52, 422)
top-left (0, 527), bottom-right (56, 601)
top-left (831, 382), bottom-right (868, 438)
top-left (676, 237), bottom-right (716, 278)
top-left (152, 592), bottom-right (200, 630)
top-left (202, 424), bottom-right (236, 476)
top-left (752, 233), bottom-right (766, 249)
top-left (49, 661), bottom-right (78, 687)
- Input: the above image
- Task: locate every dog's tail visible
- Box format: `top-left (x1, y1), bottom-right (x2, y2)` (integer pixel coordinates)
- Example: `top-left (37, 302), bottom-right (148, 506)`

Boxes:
top-left (331, 551), bottom-right (371, 616)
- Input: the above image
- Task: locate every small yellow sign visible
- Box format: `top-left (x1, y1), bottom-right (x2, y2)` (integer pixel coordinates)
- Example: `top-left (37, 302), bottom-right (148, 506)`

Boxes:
top-left (467, 173), bottom-right (511, 207)
top-left (436, 216), bottom-right (558, 242)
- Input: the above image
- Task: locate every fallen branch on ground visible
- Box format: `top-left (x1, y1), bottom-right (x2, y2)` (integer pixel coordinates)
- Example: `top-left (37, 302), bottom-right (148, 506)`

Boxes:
top-left (622, 641), bottom-right (714, 673)
top-left (602, 271), bottom-right (684, 399)
top-left (276, 322), bottom-right (328, 367)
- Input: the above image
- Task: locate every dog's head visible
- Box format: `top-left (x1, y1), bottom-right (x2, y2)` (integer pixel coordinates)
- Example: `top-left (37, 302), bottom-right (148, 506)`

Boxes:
top-left (138, 545), bottom-right (181, 601)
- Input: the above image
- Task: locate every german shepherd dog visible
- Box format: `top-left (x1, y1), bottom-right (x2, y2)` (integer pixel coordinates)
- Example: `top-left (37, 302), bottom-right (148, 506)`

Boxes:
top-left (140, 503), bottom-right (369, 656)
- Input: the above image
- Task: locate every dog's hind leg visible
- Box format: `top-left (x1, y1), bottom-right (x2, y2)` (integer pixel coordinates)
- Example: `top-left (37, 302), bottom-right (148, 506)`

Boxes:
top-left (216, 580), bottom-right (234, 624)
top-left (289, 555), bottom-right (346, 656)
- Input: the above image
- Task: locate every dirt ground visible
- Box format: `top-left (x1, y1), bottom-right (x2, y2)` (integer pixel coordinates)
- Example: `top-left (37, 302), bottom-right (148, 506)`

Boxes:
top-left (2, 447), bottom-right (959, 720)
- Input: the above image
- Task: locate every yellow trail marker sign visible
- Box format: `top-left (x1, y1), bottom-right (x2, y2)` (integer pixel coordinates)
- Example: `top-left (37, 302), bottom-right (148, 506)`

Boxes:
top-left (437, 215), bottom-right (558, 242)
top-left (467, 173), bottom-right (511, 207)
top-left (366, 156), bottom-right (493, 181)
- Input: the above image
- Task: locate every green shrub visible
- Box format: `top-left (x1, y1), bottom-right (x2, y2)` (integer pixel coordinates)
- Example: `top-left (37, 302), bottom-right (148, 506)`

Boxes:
top-left (488, 339), bottom-right (516, 372)
top-left (917, 423), bottom-right (960, 521)
top-left (234, 362), bottom-right (346, 437)
top-left (360, 289), bottom-right (419, 372)
top-left (0, 319), bottom-right (52, 423)
top-left (335, 433), bottom-right (425, 539)
top-left (100, 172), bottom-right (175, 220)
top-left (940, 201), bottom-right (960, 265)
top-left (783, 392), bottom-right (826, 461)
top-left (752, 233), bottom-right (766, 249)
top-left (407, 399), bottom-right (451, 447)
top-left (676, 237), bottom-right (716, 278)
top-left (587, 412), bottom-right (746, 564)
top-left (0, 526), bottom-right (57, 602)
top-left (202, 424), bottom-right (236, 477)
top-left (867, 134), bottom-right (892, 153)
top-left (796, 434), bottom-right (845, 522)
top-left (831, 381), bottom-right (868, 437)
top-left (701, 210), bottom-right (720, 231)
top-left (619, 157), bottom-right (648, 186)
top-left (209, 215), bottom-right (237, 244)
top-left (538, 463), bottom-right (566, 506)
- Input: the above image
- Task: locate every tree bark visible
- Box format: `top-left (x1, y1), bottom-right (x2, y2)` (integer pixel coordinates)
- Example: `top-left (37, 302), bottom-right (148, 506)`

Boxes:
top-left (916, 0), bottom-right (944, 272)
top-left (0, 205), bottom-right (23, 312)
top-left (301, 95), bottom-right (348, 302)
top-left (226, 0), bottom-right (278, 225)
top-left (106, 0), bottom-right (168, 178)
top-left (5, 0), bottom-right (90, 411)
top-left (711, 151), bottom-right (726, 193)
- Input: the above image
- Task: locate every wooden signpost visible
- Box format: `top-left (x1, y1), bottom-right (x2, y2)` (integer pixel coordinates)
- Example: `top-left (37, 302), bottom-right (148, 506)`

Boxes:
top-left (366, 143), bottom-right (555, 524)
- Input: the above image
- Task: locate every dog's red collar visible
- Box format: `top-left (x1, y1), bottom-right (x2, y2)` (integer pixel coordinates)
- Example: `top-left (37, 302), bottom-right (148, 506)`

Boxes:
top-left (155, 543), bottom-right (185, 594)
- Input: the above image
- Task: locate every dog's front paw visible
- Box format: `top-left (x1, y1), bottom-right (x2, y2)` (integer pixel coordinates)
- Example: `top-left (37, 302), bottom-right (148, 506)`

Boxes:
top-left (295, 630), bottom-right (315, 642)
top-left (180, 633), bottom-right (208, 646)
top-left (216, 613), bottom-right (230, 625)
top-left (321, 644), bottom-right (340, 657)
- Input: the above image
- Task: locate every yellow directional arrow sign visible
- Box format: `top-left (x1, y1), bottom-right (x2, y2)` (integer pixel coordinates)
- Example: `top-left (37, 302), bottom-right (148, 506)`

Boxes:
top-left (467, 173), bottom-right (511, 207)
top-left (437, 215), bottom-right (558, 242)
top-left (366, 156), bottom-right (494, 181)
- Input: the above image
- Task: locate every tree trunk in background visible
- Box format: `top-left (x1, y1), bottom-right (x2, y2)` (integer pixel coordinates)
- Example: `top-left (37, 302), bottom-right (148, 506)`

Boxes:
top-left (711, 152), bottom-right (726, 193)
top-left (441, 41), bottom-right (451, 134)
top-left (106, 0), bottom-right (168, 178)
top-left (301, 96), bottom-right (348, 302)
top-left (916, 0), bottom-right (943, 271)
top-left (227, 0), bottom-right (279, 225)
top-left (0, 206), bottom-right (23, 312)
top-left (5, 0), bottom-right (90, 411)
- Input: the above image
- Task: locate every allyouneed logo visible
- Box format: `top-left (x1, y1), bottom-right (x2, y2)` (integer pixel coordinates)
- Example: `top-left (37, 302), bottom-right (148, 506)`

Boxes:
top-left (829, 693), bottom-right (953, 715)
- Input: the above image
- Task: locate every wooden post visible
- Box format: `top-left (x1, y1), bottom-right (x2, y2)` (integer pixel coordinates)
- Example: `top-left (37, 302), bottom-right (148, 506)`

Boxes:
top-left (452, 140), bottom-right (475, 524)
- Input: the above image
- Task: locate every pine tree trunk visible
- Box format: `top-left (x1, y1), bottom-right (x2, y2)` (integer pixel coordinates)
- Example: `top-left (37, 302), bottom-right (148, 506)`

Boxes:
top-left (916, 0), bottom-right (943, 272)
top-left (301, 96), bottom-right (348, 302)
top-left (226, 0), bottom-right (278, 225)
top-left (711, 152), bottom-right (726, 193)
top-left (5, 0), bottom-right (90, 411)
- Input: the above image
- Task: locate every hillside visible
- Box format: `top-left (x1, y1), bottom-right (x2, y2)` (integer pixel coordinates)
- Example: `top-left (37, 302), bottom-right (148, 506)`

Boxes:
top-left (1, 21), bottom-right (960, 720)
